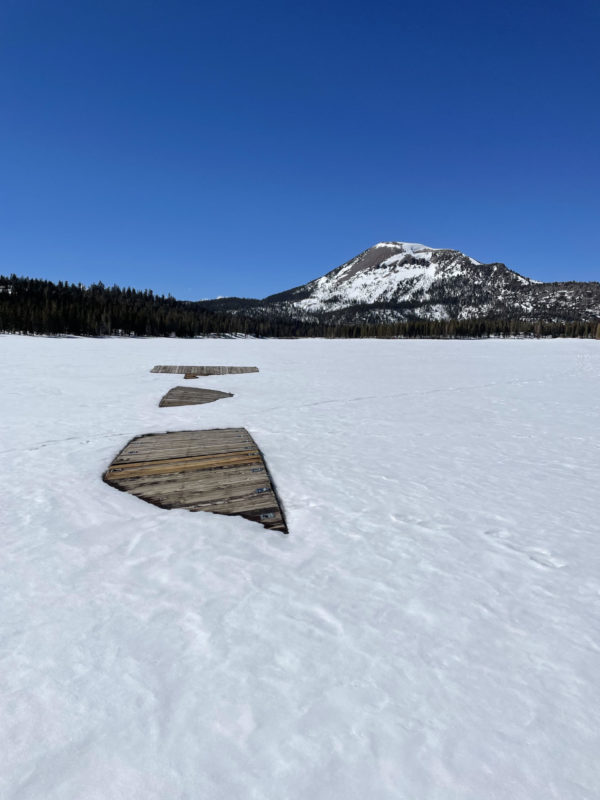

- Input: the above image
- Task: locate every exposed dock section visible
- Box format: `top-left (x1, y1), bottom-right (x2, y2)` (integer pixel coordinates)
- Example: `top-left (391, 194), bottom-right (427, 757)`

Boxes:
top-left (150, 365), bottom-right (258, 375)
top-left (103, 429), bottom-right (287, 533)
top-left (158, 386), bottom-right (233, 407)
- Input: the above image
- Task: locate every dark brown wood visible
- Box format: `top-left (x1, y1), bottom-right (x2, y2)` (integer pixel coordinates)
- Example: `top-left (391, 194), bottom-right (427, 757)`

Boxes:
top-left (159, 386), bottom-right (233, 408)
top-left (103, 429), bottom-right (287, 533)
top-left (151, 365), bottom-right (258, 375)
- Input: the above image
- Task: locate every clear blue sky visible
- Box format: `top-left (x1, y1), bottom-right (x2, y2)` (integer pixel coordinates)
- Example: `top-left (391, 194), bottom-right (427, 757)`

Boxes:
top-left (1, 0), bottom-right (598, 299)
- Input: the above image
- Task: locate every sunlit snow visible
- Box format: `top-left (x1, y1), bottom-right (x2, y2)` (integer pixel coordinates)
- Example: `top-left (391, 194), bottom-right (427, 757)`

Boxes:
top-left (2, 335), bottom-right (600, 799)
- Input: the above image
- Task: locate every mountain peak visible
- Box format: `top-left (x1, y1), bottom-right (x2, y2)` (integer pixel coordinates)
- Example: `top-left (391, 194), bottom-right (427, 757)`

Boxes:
top-left (372, 241), bottom-right (434, 253)
top-left (202, 241), bottom-right (600, 324)
top-left (330, 241), bottom-right (439, 286)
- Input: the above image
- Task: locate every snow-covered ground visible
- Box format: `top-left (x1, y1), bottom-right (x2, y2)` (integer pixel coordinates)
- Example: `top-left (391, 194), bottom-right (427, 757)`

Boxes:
top-left (2, 335), bottom-right (600, 800)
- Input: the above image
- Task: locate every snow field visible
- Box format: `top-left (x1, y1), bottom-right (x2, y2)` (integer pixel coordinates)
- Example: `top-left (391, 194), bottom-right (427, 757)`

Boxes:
top-left (1, 335), bottom-right (600, 799)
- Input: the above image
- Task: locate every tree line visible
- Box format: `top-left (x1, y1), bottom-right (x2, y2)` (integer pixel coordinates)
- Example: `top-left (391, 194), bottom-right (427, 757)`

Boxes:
top-left (1, 275), bottom-right (599, 339)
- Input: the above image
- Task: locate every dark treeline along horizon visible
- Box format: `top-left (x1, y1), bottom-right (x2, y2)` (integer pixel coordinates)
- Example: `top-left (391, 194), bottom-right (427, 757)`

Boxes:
top-left (1, 275), bottom-right (599, 340)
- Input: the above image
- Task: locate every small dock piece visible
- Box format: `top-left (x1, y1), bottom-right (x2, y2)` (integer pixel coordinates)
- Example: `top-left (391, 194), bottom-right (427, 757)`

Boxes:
top-left (151, 365), bottom-right (258, 375)
top-left (103, 429), bottom-right (287, 533)
top-left (159, 386), bottom-right (233, 407)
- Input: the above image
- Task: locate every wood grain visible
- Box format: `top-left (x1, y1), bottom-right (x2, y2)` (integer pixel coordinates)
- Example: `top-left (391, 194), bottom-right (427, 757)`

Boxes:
top-left (151, 365), bottom-right (258, 375)
top-left (103, 429), bottom-right (287, 533)
top-left (159, 386), bottom-right (234, 407)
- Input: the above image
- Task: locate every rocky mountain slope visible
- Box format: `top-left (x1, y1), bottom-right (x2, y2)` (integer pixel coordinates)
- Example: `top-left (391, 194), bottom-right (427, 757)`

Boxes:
top-left (201, 242), bottom-right (600, 323)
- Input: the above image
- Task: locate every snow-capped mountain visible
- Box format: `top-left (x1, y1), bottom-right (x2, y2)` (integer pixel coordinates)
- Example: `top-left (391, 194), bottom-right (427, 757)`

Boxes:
top-left (202, 241), bottom-right (600, 323)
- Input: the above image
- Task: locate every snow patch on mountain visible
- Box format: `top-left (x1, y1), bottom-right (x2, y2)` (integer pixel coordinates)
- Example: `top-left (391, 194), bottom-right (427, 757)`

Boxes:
top-left (292, 242), bottom-right (517, 314)
top-left (202, 241), bottom-right (600, 323)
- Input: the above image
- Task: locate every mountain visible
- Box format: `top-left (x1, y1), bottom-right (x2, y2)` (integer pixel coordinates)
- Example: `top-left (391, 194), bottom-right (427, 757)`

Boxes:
top-left (201, 242), bottom-right (600, 323)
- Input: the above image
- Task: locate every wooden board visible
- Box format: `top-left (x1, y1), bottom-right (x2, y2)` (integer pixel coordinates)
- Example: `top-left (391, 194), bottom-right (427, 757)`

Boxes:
top-left (159, 386), bottom-right (233, 407)
top-left (103, 429), bottom-right (287, 533)
top-left (151, 365), bottom-right (258, 375)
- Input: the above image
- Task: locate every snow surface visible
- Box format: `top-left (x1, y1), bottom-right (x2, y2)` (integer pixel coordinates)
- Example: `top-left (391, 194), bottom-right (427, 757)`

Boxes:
top-left (2, 335), bottom-right (600, 800)
top-left (299, 257), bottom-right (441, 311)
top-left (372, 241), bottom-right (435, 254)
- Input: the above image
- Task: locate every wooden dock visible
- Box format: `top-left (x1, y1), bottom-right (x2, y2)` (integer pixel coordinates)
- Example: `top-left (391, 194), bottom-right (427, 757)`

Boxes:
top-left (151, 365), bottom-right (258, 375)
top-left (159, 386), bottom-right (233, 407)
top-left (103, 429), bottom-right (287, 533)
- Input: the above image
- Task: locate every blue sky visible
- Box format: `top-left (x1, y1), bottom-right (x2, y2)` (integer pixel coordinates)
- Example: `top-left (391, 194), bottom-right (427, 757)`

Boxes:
top-left (1, 0), bottom-right (598, 299)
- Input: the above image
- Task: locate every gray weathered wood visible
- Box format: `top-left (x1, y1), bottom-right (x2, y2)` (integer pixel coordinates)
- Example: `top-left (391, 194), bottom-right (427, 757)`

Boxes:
top-left (151, 365), bottom-right (258, 375)
top-left (159, 386), bottom-right (234, 407)
top-left (103, 429), bottom-right (287, 533)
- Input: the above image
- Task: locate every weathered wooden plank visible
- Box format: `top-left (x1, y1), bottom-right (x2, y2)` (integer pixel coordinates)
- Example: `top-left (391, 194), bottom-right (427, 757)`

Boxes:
top-left (150, 365), bottom-right (258, 375)
top-left (121, 433), bottom-right (253, 448)
top-left (106, 452), bottom-right (262, 479)
top-left (144, 482), bottom-right (273, 509)
top-left (109, 450), bottom-right (260, 472)
top-left (159, 386), bottom-right (234, 407)
top-left (111, 439), bottom-right (255, 469)
top-left (112, 430), bottom-right (254, 463)
top-left (103, 429), bottom-right (287, 533)
top-left (115, 439), bottom-right (250, 458)
top-left (113, 441), bottom-right (256, 464)
top-left (114, 467), bottom-right (268, 498)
